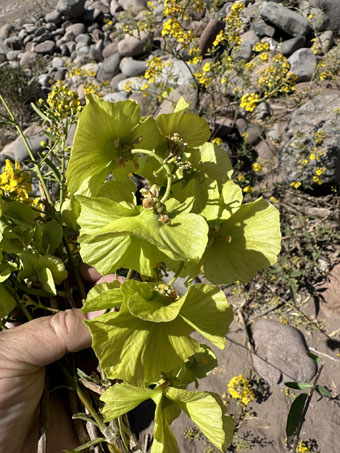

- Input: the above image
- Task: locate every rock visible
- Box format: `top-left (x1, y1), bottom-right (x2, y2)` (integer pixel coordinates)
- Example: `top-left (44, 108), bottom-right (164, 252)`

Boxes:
top-left (89, 45), bottom-right (103, 61)
top-left (307, 7), bottom-right (330, 31)
top-left (34, 40), bottom-right (57, 54)
top-left (119, 57), bottom-right (147, 77)
top-left (6, 50), bottom-right (20, 61)
top-left (102, 42), bottom-right (118, 59)
top-left (308, 0), bottom-right (340, 31)
top-left (279, 93), bottom-right (340, 186)
top-left (214, 116), bottom-right (234, 138)
top-left (252, 319), bottom-right (317, 385)
top-left (110, 0), bottom-right (123, 15)
top-left (117, 35), bottom-right (149, 57)
top-left (19, 50), bottom-right (38, 66)
top-left (103, 92), bottom-right (128, 102)
top-left (319, 264), bottom-right (340, 316)
top-left (251, 19), bottom-right (276, 38)
top-left (57, 0), bottom-right (85, 17)
top-left (0, 125), bottom-right (45, 162)
top-left (235, 30), bottom-right (259, 61)
top-left (118, 0), bottom-right (147, 13)
top-left (75, 33), bottom-right (92, 45)
top-left (260, 1), bottom-right (311, 36)
top-left (65, 23), bottom-right (86, 36)
top-left (33, 32), bottom-right (53, 44)
top-left (236, 118), bottom-right (262, 145)
top-left (317, 30), bottom-right (334, 54)
top-left (158, 58), bottom-right (193, 87)
top-left (110, 72), bottom-right (127, 90)
top-left (199, 19), bottom-right (225, 56)
top-left (97, 52), bottom-right (121, 81)
top-left (4, 36), bottom-right (23, 51)
top-left (87, 1), bottom-right (110, 13)
top-left (117, 76), bottom-right (145, 92)
top-left (52, 56), bottom-right (65, 68)
top-left (0, 24), bottom-right (13, 40)
top-left (280, 35), bottom-right (306, 57)
top-left (255, 139), bottom-right (277, 162)
top-left (45, 10), bottom-right (62, 24)
top-left (288, 48), bottom-right (317, 82)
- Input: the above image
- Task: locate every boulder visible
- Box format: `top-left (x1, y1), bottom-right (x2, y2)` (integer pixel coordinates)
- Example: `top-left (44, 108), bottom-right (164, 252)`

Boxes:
top-left (288, 48), bottom-right (317, 82)
top-left (279, 93), bottom-right (340, 186)
top-left (199, 19), bottom-right (225, 56)
top-left (117, 36), bottom-right (149, 57)
top-left (308, 0), bottom-right (340, 31)
top-left (260, 1), bottom-right (311, 36)
top-left (252, 319), bottom-right (317, 384)
top-left (57, 0), bottom-right (85, 17)
top-left (119, 57), bottom-right (147, 77)
top-left (97, 52), bottom-right (121, 81)
top-left (34, 40), bottom-right (57, 54)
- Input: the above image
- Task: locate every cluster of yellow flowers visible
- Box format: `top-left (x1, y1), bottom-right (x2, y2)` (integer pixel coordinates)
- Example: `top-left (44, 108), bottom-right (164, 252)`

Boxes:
top-left (143, 56), bottom-right (165, 84)
top-left (223, 1), bottom-right (245, 47)
top-left (296, 441), bottom-right (312, 453)
top-left (0, 159), bottom-right (32, 201)
top-left (240, 92), bottom-right (260, 112)
top-left (46, 81), bottom-right (82, 120)
top-left (68, 67), bottom-right (96, 79)
top-left (227, 374), bottom-right (255, 405)
top-left (161, 18), bottom-right (195, 48)
top-left (290, 181), bottom-right (302, 189)
top-left (257, 53), bottom-right (297, 98)
top-left (253, 41), bottom-right (270, 62)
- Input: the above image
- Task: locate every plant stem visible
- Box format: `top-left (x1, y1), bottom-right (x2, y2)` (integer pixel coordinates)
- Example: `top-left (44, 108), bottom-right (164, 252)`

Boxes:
top-left (130, 149), bottom-right (172, 203)
top-left (63, 232), bottom-right (87, 302)
top-left (59, 361), bottom-right (122, 453)
top-left (0, 93), bottom-right (52, 205)
top-left (168, 262), bottom-right (184, 287)
top-left (126, 269), bottom-right (134, 280)
top-left (289, 362), bottom-right (324, 453)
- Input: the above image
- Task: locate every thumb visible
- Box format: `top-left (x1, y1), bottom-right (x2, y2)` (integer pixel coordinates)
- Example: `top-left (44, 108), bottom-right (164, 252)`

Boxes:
top-left (0, 309), bottom-right (92, 371)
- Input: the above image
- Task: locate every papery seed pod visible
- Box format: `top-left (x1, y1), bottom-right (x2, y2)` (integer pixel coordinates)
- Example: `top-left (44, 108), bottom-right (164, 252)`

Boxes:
top-left (150, 184), bottom-right (159, 198)
top-left (142, 198), bottom-right (155, 209)
top-left (159, 214), bottom-right (170, 224)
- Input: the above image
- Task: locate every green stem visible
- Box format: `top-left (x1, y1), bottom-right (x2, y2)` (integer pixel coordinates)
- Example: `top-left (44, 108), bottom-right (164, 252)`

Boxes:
top-left (126, 269), bottom-right (134, 280)
top-left (168, 262), bottom-right (184, 287)
top-left (62, 233), bottom-right (87, 302)
top-left (0, 93), bottom-right (52, 205)
top-left (130, 149), bottom-right (172, 203)
top-left (59, 361), bottom-right (122, 452)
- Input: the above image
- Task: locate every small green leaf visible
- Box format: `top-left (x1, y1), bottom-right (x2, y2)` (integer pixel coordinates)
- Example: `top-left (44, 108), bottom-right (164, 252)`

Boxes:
top-left (63, 437), bottom-right (107, 452)
top-left (284, 382), bottom-right (312, 390)
top-left (174, 96), bottom-right (189, 113)
top-left (82, 280), bottom-right (123, 312)
top-left (72, 413), bottom-right (99, 427)
top-left (34, 219), bottom-right (63, 254)
top-left (316, 385), bottom-right (332, 398)
top-left (286, 393), bottom-right (307, 438)
top-left (0, 284), bottom-right (17, 318)
top-left (307, 352), bottom-right (322, 365)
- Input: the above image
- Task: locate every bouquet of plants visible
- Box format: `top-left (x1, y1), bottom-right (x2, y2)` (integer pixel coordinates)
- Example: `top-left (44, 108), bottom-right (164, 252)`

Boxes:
top-left (0, 92), bottom-right (281, 452)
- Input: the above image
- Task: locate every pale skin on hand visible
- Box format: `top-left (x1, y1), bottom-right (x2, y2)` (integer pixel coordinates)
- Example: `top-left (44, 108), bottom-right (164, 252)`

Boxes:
top-left (0, 270), bottom-right (121, 453)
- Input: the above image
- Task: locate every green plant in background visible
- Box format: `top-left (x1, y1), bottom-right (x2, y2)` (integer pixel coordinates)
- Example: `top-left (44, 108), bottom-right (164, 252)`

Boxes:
top-left (0, 90), bottom-right (281, 452)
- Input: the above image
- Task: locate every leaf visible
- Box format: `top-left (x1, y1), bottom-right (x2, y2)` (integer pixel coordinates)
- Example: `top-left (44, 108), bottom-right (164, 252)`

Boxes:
top-left (122, 280), bottom-right (186, 323)
top-left (61, 195), bottom-right (80, 231)
top-left (191, 142), bottom-right (233, 186)
top-left (203, 197), bottom-right (281, 284)
top-left (100, 382), bottom-right (157, 421)
top-left (0, 261), bottom-right (16, 283)
top-left (284, 382), bottom-right (312, 390)
top-left (286, 393), bottom-right (307, 437)
top-left (151, 393), bottom-right (180, 453)
top-left (34, 219), bottom-right (63, 254)
top-left (77, 195), bottom-right (208, 277)
top-left (220, 180), bottom-right (243, 220)
top-left (174, 96), bottom-right (189, 113)
top-left (0, 284), bottom-right (17, 318)
top-left (66, 95), bottom-right (160, 195)
top-left (307, 352), bottom-right (322, 365)
top-left (156, 110), bottom-right (210, 147)
top-left (82, 280), bottom-right (123, 313)
top-left (63, 438), bottom-right (107, 452)
top-left (37, 267), bottom-right (56, 295)
top-left (179, 284), bottom-right (233, 349)
top-left (165, 387), bottom-right (232, 451)
top-left (72, 413), bottom-right (99, 426)
top-left (85, 308), bottom-right (199, 385)
top-left (316, 385), bottom-right (332, 398)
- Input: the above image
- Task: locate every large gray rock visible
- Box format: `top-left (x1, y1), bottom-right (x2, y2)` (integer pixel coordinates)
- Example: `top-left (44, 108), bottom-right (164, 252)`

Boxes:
top-left (199, 19), bottom-right (225, 56)
top-left (117, 36), bottom-right (149, 57)
top-left (34, 40), bottom-right (57, 54)
top-left (252, 319), bottom-right (317, 384)
top-left (279, 93), bottom-right (340, 186)
top-left (97, 52), bottom-right (121, 81)
top-left (19, 50), bottom-right (38, 66)
top-left (280, 35), bottom-right (306, 57)
top-left (0, 24), bottom-right (13, 40)
top-left (118, 0), bottom-right (147, 13)
top-left (260, 1), bottom-right (311, 36)
top-left (57, 0), bottom-right (85, 17)
top-left (308, 0), bottom-right (340, 31)
top-left (119, 57), bottom-right (147, 77)
top-left (65, 23), bottom-right (86, 36)
top-left (0, 125), bottom-right (45, 162)
top-left (45, 10), bottom-right (62, 24)
top-left (288, 48), bottom-right (316, 82)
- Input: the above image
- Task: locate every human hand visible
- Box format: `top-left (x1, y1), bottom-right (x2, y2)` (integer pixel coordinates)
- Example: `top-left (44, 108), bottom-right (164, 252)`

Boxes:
top-left (0, 270), bottom-right (121, 453)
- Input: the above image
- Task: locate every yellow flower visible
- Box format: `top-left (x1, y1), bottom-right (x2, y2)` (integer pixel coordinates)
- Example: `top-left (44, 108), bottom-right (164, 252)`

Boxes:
top-left (269, 196), bottom-right (278, 204)
top-left (237, 174), bottom-right (245, 182)
top-left (290, 181), bottom-right (302, 189)
top-left (240, 93), bottom-right (260, 112)
top-left (0, 159), bottom-right (32, 201)
top-left (228, 374), bottom-right (255, 405)
top-left (252, 163), bottom-right (262, 172)
top-left (211, 137), bottom-right (222, 145)
top-left (243, 185), bottom-right (254, 193)
top-left (296, 441), bottom-right (312, 453)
